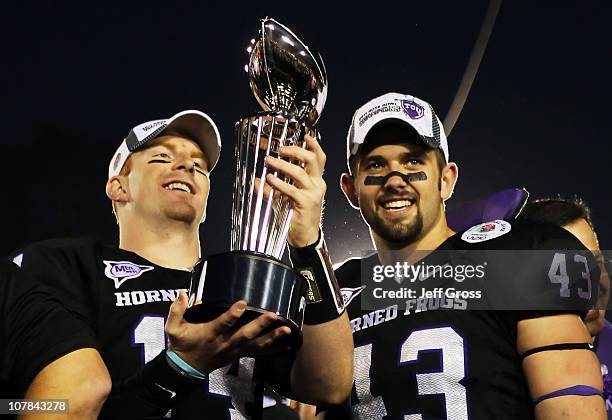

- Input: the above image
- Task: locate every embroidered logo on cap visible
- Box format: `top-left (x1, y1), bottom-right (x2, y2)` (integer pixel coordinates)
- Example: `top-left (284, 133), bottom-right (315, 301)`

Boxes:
top-left (401, 99), bottom-right (424, 119)
top-left (461, 220), bottom-right (512, 243)
top-left (103, 260), bottom-right (154, 289)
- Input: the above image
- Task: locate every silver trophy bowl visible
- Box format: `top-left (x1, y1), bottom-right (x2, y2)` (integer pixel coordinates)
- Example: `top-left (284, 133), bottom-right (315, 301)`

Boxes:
top-left (248, 18), bottom-right (327, 126)
top-left (186, 18), bottom-right (327, 350)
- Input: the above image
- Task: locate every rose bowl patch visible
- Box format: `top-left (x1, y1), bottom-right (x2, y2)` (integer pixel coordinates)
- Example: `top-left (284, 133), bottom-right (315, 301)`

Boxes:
top-left (461, 220), bottom-right (511, 243)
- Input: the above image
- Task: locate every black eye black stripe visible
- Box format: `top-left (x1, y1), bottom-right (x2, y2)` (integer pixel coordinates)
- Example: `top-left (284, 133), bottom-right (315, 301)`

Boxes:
top-left (364, 171), bottom-right (427, 186)
top-left (147, 159), bottom-right (208, 176)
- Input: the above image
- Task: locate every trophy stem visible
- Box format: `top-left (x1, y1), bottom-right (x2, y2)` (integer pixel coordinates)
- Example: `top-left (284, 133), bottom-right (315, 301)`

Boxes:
top-left (242, 117), bottom-right (263, 251)
top-left (231, 131), bottom-right (239, 250)
top-left (233, 113), bottom-right (319, 259)
top-left (240, 119), bottom-right (254, 248)
top-left (250, 163), bottom-right (267, 251)
top-left (249, 115), bottom-right (277, 251)
top-left (258, 187), bottom-right (275, 253)
top-left (232, 119), bottom-right (248, 250)
top-left (258, 118), bottom-right (290, 253)
top-left (265, 123), bottom-right (296, 256)
top-left (265, 190), bottom-right (286, 256)
top-left (270, 132), bottom-right (308, 258)
top-left (273, 208), bottom-right (294, 258)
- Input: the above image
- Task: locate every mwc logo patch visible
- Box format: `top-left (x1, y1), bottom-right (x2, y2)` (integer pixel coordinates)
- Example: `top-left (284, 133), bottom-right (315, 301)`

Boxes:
top-left (103, 260), bottom-right (154, 289)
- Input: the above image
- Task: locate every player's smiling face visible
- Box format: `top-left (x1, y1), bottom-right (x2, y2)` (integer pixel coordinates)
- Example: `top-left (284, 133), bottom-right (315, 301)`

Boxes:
top-left (355, 142), bottom-right (440, 244)
top-left (342, 122), bottom-right (456, 247)
top-left (126, 135), bottom-right (210, 225)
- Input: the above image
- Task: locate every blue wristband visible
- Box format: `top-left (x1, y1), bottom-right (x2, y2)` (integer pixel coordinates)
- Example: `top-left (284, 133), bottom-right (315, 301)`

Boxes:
top-left (166, 349), bottom-right (207, 380)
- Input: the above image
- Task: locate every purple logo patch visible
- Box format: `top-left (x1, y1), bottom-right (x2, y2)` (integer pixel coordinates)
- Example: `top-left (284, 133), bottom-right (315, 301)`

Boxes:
top-left (103, 260), bottom-right (154, 289)
top-left (401, 99), bottom-right (424, 119)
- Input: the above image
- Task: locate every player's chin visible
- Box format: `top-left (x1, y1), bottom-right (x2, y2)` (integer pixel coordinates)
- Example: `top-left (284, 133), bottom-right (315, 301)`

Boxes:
top-left (164, 205), bottom-right (198, 224)
top-left (376, 219), bottom-right (422, 244)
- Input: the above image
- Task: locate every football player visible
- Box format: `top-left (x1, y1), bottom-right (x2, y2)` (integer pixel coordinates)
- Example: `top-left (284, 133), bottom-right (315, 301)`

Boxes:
top-left (8, 110), bottom-right (352, 418)
top-left (327, 92), bottom-right (605, 419)
top-left (521, 197), bottom-right (612, 417)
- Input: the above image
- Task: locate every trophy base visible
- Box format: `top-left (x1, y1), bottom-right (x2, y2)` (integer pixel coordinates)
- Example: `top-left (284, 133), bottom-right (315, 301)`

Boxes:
top-left (184, 251), bottom-right (307, 350)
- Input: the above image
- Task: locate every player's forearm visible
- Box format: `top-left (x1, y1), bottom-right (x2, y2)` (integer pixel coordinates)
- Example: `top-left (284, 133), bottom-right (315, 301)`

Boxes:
top-left (22, 381), bottom-right (109, 420)
top-left (290, 312), bottom-right (354, 405)
top-left (286, 231), bottom-right (352, 403)
top-left (21, 349), bottom-right (111, 420)
top-left (534, 395), bottom-right (606, 419)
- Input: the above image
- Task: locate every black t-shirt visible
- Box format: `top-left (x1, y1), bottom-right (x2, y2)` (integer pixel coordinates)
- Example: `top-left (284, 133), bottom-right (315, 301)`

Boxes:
top-left (0, 259), bottom-right (98, 397)
top-left (328, 219), bottom-right (597, 420)
top-left (9, 238), bottom-right (266, 419)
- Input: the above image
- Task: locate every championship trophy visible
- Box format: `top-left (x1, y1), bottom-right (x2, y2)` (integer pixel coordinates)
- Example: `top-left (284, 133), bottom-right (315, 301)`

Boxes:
top-left (185, 18), bottom-right (328, 350)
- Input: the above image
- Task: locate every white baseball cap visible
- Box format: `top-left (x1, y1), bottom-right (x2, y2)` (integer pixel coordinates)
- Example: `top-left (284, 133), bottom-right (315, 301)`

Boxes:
top-left (346, 92), bottom-right (449, 168)
top-left (108, 110), bottom-right (221, 178)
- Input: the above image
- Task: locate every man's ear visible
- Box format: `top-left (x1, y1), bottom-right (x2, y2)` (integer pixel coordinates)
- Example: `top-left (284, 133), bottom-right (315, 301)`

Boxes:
top-left (440, 162), bottom-right (459, 201)
top-left (340, 173), bottom-right (360, 210)
top-left (106, 176), bottom-right (129, 204)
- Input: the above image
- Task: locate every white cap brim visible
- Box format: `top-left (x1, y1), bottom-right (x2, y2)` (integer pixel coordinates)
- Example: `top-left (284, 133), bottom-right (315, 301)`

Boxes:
top-left (108, 110), bottom-right (221, 179)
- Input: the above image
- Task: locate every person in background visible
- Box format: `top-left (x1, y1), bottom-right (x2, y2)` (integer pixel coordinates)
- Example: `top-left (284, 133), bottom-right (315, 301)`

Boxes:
top-left (521, 197), bottom-right (612, 417)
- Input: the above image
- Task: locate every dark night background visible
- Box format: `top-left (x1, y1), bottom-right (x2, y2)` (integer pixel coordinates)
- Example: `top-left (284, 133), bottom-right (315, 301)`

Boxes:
top-left (2, 1), bottom-right (610, 266)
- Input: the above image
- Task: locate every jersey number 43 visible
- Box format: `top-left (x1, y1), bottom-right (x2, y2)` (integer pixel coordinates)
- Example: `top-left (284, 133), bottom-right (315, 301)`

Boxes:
top-left (353, 326), bottom-right (467, 420)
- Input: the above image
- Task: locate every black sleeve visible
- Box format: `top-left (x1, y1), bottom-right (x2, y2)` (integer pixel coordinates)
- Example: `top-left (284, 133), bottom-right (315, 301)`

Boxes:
top-left (1, 260), bottom-right (98, 395)
top-left (514, 224), bottom-right (600, 321)
top-left (14, 241), bottom-right (96, 323)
